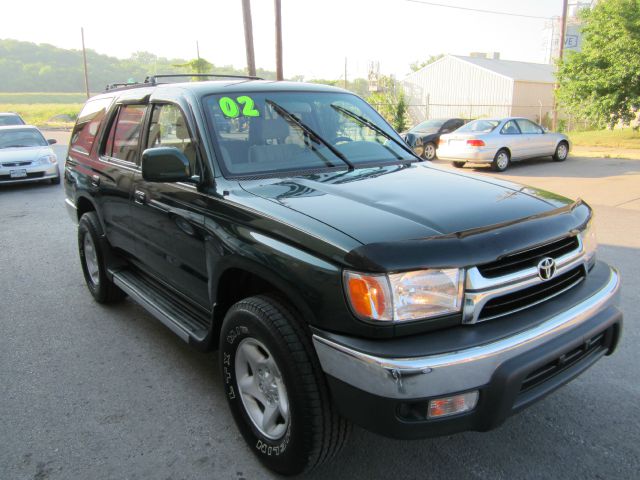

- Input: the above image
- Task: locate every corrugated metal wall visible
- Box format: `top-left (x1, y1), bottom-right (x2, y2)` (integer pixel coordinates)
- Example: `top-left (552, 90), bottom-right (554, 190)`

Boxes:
top-left (402, 56), bottom-right (514, 123)
top-left (511, 81), bottom-right (555, 124)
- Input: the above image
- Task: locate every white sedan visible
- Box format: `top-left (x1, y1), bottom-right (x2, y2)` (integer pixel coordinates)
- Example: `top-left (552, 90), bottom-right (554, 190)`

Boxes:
top-left (0, 125), bottom-right (60, 185)
top-left (437, 117), bottom-right (570, 172)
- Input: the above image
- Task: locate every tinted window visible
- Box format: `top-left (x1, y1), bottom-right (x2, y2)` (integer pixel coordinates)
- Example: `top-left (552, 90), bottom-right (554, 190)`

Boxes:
top-left (501, 120), bottom-right (521, 135)
top-left (103, 104), bottom-right (146, 163)
top-left (0, 128), bottom-right (48, 149)
top-left (0, 114), bottom-right (24, 126)
top-left (411, 119), bottom-right (445, 131)
top-left (457, 120), bottom-right (499, 133)
top-left (147, 104), bottom-right (198, 175)
top-left (70, 97), bottom-right (112, 155)
top-left (204, 91), bottom-right (411, 176)
top-left (516, 119), bottom-right (543, 134)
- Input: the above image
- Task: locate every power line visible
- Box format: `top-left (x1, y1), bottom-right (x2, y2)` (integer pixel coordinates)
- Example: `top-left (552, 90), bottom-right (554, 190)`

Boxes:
top-left (403, 0), bottom-right (552, 20)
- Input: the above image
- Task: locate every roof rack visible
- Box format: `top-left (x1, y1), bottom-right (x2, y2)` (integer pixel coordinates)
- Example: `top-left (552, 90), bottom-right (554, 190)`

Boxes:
top-left (144, 73), bottom-right (263, 84)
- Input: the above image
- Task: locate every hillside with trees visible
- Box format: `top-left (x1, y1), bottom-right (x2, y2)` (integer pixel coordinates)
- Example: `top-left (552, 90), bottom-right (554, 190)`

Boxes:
top-left (0, 39), bottom-right (276, 92)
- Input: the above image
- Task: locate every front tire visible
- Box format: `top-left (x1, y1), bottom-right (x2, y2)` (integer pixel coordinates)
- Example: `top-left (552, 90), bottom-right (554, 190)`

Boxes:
top-left (452, 161), bottom-right (465, 168)
top-left (220, 295), bottom-right (350, 476)
top-left (423, 141), bottom-right (437, 160)
top-left (553, 141), bottom-right (569, 161)
top-left (492, 149), bottom-right (511, 172)
top-left (78, 212), bottom-right (126, 303)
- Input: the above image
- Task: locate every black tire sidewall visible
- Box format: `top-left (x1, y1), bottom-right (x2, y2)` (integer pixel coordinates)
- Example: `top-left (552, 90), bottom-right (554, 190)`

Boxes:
top-left (493, 149), bottom-right (510, 171)
top-left (554, 141), bottom-right (569, 161)
top-left (220, 303), bottom-right (311, 475)
top-left (78, 213), bottom-right (109, 302)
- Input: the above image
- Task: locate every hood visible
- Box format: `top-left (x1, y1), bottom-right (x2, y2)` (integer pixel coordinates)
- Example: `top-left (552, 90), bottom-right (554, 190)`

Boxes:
top-left (240, 163), bottom-right (575, 247)
top-left (404, 130), bottom-right (438, 145)
top-left (0, 146), bottom-right (53, 164)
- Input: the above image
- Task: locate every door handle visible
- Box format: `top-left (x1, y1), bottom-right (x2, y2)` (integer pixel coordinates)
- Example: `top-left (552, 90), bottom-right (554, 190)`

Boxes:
top-left (134, 190), bottom-right (146, 204)
top-left (90, 175), bottom-right (100, 187)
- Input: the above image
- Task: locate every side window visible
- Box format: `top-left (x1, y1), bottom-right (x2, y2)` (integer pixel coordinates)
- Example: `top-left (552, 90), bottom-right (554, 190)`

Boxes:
top-left (147, 104), bottom-right (198, 175)
top-left (516, 119), bottom-right (543, 134)
top-left (103, 104), bottom-right (146, 163)
top-left (501, 120), bottom-right (521, 135)
top-left (70, 97), bottom-right (112, 155)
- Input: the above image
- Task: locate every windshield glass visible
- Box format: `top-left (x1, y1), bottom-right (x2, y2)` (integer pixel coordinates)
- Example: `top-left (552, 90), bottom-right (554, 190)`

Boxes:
top-left (0, 128), bottom-right (47, 149)
top-left (0, 115), bottom-right (23, 126)
top-left (457, 120), bottom-right (499, 134)
top-left (204, 91), bottom-right (412, 176)
top-left (411, 119), bottom-right (445, 131)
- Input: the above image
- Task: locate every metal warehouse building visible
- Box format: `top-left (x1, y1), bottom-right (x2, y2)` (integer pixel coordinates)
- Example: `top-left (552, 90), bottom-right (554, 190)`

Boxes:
top-left (401, 55), bottom-right (556, 125)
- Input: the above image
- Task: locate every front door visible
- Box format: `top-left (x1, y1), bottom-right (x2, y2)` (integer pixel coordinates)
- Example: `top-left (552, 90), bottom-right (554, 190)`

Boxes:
top-left (515, 119), bottom-right (549, 157)
top-left (129, 102), bottom-right (209, 308)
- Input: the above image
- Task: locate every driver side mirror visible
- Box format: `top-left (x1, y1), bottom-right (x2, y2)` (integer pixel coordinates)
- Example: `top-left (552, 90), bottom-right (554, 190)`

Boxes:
top-left (47, 139), bottom-right (57, 145)
top-left (440, 128), bottom-right (451, 134)
top-left (141, 147), bottom-right (191, 183)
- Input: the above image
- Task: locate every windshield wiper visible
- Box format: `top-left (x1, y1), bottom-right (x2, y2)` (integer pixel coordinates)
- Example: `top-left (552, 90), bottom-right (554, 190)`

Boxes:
top-left (265, 99), bottom-right (354, 171)
top-left (330, 104), bottom-right (421, 161)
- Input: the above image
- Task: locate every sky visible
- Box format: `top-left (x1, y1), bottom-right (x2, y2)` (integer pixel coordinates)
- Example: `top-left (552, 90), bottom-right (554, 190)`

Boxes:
top-left (1, 0), bottom-right (566, 80)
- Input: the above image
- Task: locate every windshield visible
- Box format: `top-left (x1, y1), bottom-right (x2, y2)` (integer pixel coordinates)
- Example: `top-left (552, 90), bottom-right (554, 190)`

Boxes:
top-left (0, 128), bottom-right (47, 149)
top-left (456, 120), bottom-right (499, 134)
top-left (0, 115), bottom-right (24, 126)
top-left (411, 119), bottom-right (445, 131)
top-left (204, 91), bottom-right (412, 176)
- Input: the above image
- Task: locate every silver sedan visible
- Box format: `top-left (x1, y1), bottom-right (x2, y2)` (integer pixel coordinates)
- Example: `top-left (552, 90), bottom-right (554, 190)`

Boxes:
top-left (437, 117), bottom-right (570, 172)
top-left (0, 125), bottom-right (60, 185)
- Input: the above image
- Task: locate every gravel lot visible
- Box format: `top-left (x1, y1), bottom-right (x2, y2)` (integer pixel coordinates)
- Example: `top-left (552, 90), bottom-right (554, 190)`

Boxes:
top-left (1, 137), bottom-right (639, 480)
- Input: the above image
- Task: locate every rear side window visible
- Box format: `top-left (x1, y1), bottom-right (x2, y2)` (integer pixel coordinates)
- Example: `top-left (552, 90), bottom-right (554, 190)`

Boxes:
top-left (70, 97), bottom-right (112, 155)
top-left (103, 104), bottom-right (147, 163)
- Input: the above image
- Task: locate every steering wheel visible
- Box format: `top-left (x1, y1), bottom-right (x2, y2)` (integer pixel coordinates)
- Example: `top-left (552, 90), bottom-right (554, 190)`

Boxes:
top-left (331, 136), bottom-right (353, 145)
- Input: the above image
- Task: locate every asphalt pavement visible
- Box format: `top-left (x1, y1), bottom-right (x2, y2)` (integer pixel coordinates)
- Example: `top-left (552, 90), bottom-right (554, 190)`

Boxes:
top-left (1, 141), bottom-right (639, 480)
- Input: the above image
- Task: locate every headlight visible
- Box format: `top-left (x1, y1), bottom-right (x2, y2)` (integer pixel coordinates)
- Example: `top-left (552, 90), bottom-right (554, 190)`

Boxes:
top-left (344, 268), bottom-right (464, 323)
top-left (39, 154), bottom-right (57, 164)
top-left (580, 220), bottom-right (597, 267)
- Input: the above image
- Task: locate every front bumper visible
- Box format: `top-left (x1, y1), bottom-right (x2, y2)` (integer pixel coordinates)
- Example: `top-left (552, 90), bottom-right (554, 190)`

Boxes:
top-left (312, 262), bottom-right (622, 439)
top-left (0, 164), bottom-right (59, 185)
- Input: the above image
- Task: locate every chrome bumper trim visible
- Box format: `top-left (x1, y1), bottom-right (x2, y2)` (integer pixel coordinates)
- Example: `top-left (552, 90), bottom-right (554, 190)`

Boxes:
top-left (312, 267), bottom-right (620, 400)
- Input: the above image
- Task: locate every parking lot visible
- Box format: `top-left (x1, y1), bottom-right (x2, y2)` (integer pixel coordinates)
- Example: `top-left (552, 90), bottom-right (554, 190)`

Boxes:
top-left (1, 133), bottom-right (639, 480)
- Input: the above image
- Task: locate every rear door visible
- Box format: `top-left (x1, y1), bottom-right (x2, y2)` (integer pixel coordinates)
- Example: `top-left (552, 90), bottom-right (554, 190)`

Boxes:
top-left (128, 101), bottom-right (209, 308)
top-left (499, 119), bottom-right (527, 159)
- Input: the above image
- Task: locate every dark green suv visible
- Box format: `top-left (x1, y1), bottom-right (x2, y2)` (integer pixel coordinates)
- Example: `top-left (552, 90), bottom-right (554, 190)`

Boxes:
top-left (64, 75), bottom-right (622, 476)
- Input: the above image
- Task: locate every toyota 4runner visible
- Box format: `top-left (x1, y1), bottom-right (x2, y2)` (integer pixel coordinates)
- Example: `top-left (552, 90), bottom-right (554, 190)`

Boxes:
top-left (64, 75), bottom-right (622, 476)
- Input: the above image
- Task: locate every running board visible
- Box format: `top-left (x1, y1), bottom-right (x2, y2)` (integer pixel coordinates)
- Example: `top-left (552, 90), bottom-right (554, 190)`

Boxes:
top-left (111, 269), bottom-right (210, 343)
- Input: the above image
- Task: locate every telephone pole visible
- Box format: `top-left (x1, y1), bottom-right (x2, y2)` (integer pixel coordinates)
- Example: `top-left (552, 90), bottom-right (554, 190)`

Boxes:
top-left (274, 0), bottom-right (283, 80)
top-left (81, 27), bottom-right (90, 99)
top-left (552, 0), bottom-right (569, 130)
top-left (242, 0), bottom-right (257, 77)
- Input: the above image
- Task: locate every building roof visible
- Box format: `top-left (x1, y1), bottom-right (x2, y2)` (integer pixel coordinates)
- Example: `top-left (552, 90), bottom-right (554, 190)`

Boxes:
top-left (451, 55), bottom-right (556, 83)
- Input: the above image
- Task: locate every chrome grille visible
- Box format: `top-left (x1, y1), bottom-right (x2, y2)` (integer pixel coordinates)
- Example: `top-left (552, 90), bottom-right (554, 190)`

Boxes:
top-left (463, 235), bottom-right (585, 324)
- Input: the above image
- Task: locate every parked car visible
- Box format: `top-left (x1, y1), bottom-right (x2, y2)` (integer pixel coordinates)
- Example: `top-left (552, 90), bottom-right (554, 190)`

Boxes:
top-left (437, 117), bottom-right (570, 171)
top-left (0, 125), bottom-right (59, 185)
top-left (403, 118), bottom-right (466, 160)
top-left (65, 77), bottom-right (621, 476)
top-left (0, 112), bottom-right (26, 126)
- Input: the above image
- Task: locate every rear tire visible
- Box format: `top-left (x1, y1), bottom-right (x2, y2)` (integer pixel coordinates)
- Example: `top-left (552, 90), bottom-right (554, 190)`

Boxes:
top-left (452, 161), bottom-right (465, 168)
top-left (50, 175), bottom-right (60, 185)
top-left (422, 142), bottom-right (437, 160)
top-left (220, 295), bottom-right (350, 476)
top-left (492, 149), bottom-right (511, 172)
top-left (553, 141), bottom-right (569, 161)
top-left (78, 212), bottom-right (126, 303)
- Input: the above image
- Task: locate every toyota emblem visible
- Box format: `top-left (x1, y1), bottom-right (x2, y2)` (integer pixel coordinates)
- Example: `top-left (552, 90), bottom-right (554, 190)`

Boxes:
top-left (537, 257), bottom-right (557, 281)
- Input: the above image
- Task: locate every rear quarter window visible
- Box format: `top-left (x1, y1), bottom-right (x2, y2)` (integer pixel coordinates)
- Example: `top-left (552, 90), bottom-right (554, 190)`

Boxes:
top-left (70, 97), bottom-right (113, 155)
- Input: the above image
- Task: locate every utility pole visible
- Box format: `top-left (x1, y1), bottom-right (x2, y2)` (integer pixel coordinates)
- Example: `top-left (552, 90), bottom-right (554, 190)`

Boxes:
top-left (196, 40), bottom-right (200, 60)
top-left (242, 0), bottom-right (257, 77)
top-left (552, 0), bottom-right (569, 130)
top-left (81, 27), bottom-right (90, 99)
top-left (344, 57), bottom-right (347, 89)
top-left (274, 0), bottom-right (283, 80)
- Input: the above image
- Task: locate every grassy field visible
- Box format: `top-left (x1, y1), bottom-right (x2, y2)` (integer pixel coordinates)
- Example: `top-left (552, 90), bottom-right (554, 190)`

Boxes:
top-left (568, 129), bottom-right (640, 149)
top-left (0, 103), bottom-right (83, 127)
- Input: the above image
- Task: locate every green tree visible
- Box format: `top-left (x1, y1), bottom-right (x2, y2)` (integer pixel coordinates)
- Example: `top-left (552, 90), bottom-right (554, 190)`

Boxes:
top-left (393, 93), bottom-right (408, 132)
top-left (409, 54), bottom-right (444, 72)
top-left (174, 58), bottom-right (213, 75)
top-left (557, 0), bottom-right (640, 127)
